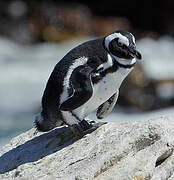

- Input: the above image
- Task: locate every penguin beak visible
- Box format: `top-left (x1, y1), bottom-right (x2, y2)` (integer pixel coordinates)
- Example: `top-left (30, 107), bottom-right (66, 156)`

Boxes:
top-left (128, 47), bottom-right (142, 60)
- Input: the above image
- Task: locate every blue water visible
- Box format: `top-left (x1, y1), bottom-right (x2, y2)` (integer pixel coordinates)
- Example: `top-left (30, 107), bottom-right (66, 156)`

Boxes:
top-left (1, 36), bottom-right (174, 148)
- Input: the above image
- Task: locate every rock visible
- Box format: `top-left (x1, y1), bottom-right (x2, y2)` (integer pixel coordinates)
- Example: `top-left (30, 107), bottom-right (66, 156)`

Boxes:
top-left (1, 116), bottom-right (174, 179)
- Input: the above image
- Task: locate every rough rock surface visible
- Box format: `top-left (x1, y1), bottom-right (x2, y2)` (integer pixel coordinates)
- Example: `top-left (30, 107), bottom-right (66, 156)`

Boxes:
top-left (0, 116), bottom-right (174, 180)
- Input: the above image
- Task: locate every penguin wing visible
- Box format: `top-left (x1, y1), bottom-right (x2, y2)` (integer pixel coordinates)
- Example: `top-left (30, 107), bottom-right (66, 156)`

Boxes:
top-left (96, 90), bottom-right (119, 119)
top-left (60, 65), bottom-right (94, 111)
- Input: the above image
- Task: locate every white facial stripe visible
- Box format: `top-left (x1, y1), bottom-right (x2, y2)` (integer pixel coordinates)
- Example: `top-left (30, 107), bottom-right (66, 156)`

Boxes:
top-left (60, 57), bottom-right (88, 104)
top-left (117, 33), bottom-right (129, 46)
top-left (105, 33), bottom-right (117, 50)
top-left (105, 33), bottom-right (129, 51)
top-left (115, 56), bottom-right (136, 66)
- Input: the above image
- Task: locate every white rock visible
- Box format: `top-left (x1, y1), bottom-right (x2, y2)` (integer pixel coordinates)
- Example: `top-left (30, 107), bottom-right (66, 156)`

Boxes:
top-left (1, 116), bottom-right (174, 180)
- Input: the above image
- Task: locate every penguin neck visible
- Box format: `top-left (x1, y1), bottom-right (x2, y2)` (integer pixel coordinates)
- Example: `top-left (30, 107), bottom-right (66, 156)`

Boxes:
top-left (109, 54), bottom-right (136, 69)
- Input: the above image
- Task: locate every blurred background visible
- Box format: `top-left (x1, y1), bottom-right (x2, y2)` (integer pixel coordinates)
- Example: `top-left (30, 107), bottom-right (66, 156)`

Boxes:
top-left (1, 0), bottom-right (174, 147)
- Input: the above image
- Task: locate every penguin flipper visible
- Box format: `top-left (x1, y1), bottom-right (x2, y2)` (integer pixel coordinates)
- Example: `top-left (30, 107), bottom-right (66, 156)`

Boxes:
top-left (97, 90), bottom-right (119, 119)
top-left (60, 65), bottom-right (93, 111)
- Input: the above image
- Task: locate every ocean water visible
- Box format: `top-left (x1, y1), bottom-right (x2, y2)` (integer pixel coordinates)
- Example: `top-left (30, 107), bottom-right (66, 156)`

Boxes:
top-left (0, 36), bottom-right (174, 148)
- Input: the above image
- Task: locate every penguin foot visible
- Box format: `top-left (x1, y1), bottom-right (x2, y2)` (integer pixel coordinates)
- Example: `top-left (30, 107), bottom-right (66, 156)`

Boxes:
top-left (70, 124), bottom-right (85, 137)
top-left (91, 122), bottom-right (107, 128)
top-left (79, 119), bottom-right (92, 131)
top-left (70, 121), bottom-right (107, 137)
top-left (84, 121), bottom-right (107, 134)
top-left (70, 120), bottom-right (92, 137)
top-left (84, 118), bottom-right (97, 125)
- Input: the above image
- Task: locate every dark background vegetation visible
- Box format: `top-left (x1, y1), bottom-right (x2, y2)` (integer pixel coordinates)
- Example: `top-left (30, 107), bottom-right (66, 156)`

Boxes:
top-left (1, 0), bottom-right (174, 44)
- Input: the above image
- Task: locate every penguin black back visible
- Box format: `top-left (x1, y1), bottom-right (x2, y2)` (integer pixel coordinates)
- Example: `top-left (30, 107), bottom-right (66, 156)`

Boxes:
top-left (36, 37), bottom-right (108, 131)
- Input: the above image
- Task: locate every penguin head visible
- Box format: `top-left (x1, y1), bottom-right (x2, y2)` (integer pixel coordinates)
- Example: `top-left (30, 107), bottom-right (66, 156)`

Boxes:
top-left (104, 30), bottom-right (142, 60)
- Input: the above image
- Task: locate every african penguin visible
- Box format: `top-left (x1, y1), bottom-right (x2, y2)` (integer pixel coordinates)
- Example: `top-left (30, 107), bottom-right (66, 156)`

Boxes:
top-left (35, 30), bottom-right (142, 135)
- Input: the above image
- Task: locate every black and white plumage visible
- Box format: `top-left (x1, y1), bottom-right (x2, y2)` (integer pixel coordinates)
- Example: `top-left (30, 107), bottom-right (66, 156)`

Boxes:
top-left (35, 30), bottom-right (142, 135)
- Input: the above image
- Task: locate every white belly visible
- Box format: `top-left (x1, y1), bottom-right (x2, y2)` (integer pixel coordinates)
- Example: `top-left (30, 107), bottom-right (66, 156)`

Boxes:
top-left (72, 67), bottom-right (133, 119)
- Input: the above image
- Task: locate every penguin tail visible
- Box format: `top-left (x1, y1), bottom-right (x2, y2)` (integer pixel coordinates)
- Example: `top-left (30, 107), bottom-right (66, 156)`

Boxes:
top-left (34, 113), bottom-right (54, 132)
top-left (34, 113), bottom-right (65, 132)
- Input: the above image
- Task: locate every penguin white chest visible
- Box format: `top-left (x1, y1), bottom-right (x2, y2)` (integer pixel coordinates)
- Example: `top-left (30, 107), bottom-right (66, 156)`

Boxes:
top-left (72, 67), bottom-right (132, 119)
top-left (91, 67), bottom-right (132, 109)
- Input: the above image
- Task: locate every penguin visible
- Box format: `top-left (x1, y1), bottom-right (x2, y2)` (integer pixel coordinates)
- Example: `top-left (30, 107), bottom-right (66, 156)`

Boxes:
top-left (35, 30), bottom-right (142, 135)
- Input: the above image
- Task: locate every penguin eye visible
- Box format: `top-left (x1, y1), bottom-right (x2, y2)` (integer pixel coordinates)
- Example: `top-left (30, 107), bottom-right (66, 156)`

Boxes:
top-left (117, 41), bottom-right (124, 47)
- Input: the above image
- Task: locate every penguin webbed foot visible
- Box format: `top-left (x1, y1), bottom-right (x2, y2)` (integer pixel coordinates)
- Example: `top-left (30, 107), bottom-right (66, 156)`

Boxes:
top-left (70, 124), bottom-right (84, 138)
top-left (70, 120), bottom-right (107, 137)
top-left (70, 120), bottom-right (92, 137)
top-left (79, 119), bottom-right (93, 131)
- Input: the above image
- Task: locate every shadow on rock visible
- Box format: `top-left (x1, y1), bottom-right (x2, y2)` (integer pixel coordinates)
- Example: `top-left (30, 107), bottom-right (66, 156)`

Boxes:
top-left (0, 122), bottom-right (105, 174)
